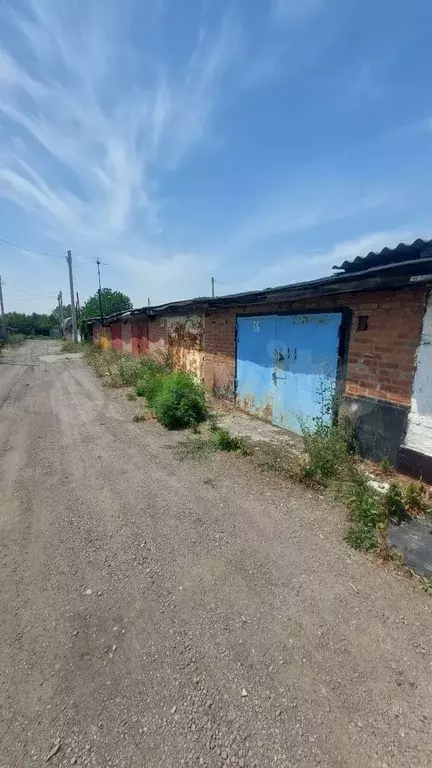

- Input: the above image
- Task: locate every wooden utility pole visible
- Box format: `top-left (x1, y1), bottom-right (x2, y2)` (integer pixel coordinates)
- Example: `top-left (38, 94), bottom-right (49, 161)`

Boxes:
top-left (211, 276), bottom-right (215, 298)
top-left (96, 259), bottom-right (104, 324)
top-left (0, 275), bottom-right (6, 339)
top-left (66, 250), bottom-right (78, 343)
top-left (58, 291), bottom-right (64, 337)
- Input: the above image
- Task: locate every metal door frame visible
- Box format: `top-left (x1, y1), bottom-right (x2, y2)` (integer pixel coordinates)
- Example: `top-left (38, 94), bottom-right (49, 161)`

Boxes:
top-left (234, 308), bottom-right (353, 423)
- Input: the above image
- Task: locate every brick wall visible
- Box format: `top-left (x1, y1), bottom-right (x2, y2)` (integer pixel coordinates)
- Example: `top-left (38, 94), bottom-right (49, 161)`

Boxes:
top-left (148, 317), bottom-right (168, 357)
top-left (204, 288), bottom-right (428, 406)
top-left (203, 309), bottom-right (236, 397)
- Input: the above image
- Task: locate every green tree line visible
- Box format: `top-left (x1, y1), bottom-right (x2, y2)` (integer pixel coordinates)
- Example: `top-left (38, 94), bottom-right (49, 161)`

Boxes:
top-left (6, 289), bottom-right (132, 336)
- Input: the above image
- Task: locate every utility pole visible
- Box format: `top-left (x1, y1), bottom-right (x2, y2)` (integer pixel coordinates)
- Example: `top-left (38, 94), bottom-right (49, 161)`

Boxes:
top-left (76, 292), bottom-right (81, 341)
top-left (58, 291), bottom-right (64, 338)
top-left (148, 297), bottom-right (151, 307)
top-left (0, 275), bottom-right (6, 339)
top-left (96, 259), bottom-right (104, 324)
top-left (211, 276), bottom-right (215, 298)
top-left (66, 250), bottom-right (78, 343)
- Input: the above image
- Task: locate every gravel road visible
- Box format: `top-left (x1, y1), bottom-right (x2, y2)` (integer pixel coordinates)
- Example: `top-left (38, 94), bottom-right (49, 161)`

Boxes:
top-left (1, 341), bottom-right (431, 768)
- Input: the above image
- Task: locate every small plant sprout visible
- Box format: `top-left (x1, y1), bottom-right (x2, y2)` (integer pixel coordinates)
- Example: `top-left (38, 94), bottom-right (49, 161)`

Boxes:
top-left (379, 456), bottom-right (393, 474)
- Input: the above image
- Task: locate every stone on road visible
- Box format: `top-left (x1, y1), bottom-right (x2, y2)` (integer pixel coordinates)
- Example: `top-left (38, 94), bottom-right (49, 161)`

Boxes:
top-left (0, 341), bottom-right (431, 767)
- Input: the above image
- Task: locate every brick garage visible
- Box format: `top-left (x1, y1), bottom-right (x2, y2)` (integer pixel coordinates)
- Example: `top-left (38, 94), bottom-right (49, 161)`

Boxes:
top-left (89, 238), bottom-right (432, 477)
top-left (202, 288), bottom-right (429, 465)
top-left (203, 289), bottom-right (427, 406)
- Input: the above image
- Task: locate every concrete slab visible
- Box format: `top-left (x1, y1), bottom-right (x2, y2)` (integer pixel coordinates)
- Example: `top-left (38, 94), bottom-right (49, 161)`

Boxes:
top-left (215, 408), bottom-right (304, 455)
top-left (389, 517), bottom-right (432, 578)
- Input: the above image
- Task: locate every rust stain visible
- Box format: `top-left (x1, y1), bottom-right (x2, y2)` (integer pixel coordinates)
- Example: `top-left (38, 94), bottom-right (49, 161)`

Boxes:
top-left (166, 315), bottom-right (204, 381)
top-left (236, 394), bottom-right (274, 424)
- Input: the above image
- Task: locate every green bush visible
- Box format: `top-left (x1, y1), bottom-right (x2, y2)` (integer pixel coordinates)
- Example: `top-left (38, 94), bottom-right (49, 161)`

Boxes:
top-left (301, 417), bottom-right (355, 486)
top-left (383, 483), bottom-right (405, 523)
top-left (404, 481), bottom-right (427, 514)
top-left (151, 371), bottom-right (207, 430)
top-left (117, 356), bottom-right (143, 386)
top-left (5, 333), bottom-right (25, 347)
top-left (211, 427), bottom-right (250, 455)
top-left (135, 358), bottom-right (169, 399)
top-left (345, 523), bottom-right (378, 551)
top-left (340, 471), bottom-right (383, 551)
top-left (62, 339), bottom-right (82, 353)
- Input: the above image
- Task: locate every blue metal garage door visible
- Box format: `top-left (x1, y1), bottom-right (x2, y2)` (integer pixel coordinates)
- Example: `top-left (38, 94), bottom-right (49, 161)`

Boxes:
top-left (235, 312), bottom-right (343, 432)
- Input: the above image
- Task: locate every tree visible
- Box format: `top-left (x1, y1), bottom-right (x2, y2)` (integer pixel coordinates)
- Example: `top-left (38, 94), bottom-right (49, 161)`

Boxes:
top-left (82, 288), bottom-right (132, 320)
top-left (6, 311), bottom-right (58, 335)
top-left (50, 304), bottom-right (72, 323)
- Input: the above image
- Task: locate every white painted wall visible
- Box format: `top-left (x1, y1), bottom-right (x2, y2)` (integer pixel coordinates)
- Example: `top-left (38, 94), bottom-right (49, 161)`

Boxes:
top-left (405, 293), bottom-right (432, 456)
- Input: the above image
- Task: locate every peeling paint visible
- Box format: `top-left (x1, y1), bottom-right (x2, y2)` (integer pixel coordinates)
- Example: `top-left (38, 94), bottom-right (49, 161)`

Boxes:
top-left (237, 393), bottom-right (274, 423)
top-left (166, 315), bottom-right (204, 381)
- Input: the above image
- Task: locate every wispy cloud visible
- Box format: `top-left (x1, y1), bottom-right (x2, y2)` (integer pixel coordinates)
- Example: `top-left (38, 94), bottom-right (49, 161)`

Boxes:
top-left (272, 0), bottom-right (323, 24)
top-left (241, 228), bottom-right (426, 291)
top-left (0, 0), bottom-right (243, 303)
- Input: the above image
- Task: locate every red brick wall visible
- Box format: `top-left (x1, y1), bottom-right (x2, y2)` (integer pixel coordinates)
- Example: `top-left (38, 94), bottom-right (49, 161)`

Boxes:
top-left (204, 288), bottom-right (428, 406)
top-left (131, 319), bottom-right (149, 357)
top-left (204, 309), bottom-right (236, 398)
top-left (148, 317), bottom-right (168, 357)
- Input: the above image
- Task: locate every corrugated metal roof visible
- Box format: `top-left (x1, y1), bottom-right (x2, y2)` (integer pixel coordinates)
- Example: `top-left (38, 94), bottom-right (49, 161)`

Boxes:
top-left (333, 237), bottom-right (432, 273)
top-left (87, 239), bottom-right (432, 325)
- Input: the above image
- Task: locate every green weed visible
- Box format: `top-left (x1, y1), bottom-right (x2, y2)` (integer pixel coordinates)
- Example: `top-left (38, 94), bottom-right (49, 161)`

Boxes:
top-left (62, 339), bottom-right (82, 353)
top-left (126, 391), bottom-right (137, 401)
top-left (211, 427), bottom-right (251, 455)
top-left (300, 417), bottom-right (355, 486)
top-left (151, 371), bottom-right (208, 430)
top-left (5, 333), bottom-right (26, 347)
top-left (383, 483), bottom-right (406, 524)
top-left (345, 523), bottom-right (378, 551)
top-left (404, 481), bottom-right (427, 514)
top-left (379, 456), bottom-right (394, 474)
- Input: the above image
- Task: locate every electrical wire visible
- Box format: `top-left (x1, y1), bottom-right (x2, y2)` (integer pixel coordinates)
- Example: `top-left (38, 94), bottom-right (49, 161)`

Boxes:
top-left (2, 278), bottom-right (57, 298)
top-left (214, 279), bottom-right (244, 292)
top-left (3, 295), bottom-right (57, 300)
top-left (0, 236), bottom-right (65, 259)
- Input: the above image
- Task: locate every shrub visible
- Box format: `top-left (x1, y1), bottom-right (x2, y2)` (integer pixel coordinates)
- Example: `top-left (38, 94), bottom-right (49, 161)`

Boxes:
top-left (404, 481), bottom-right (427, 514)
top-left (136, 372), bottom-right (165, 401)
top-left (345, 523), bottom-right (378, 551)
top-left (5, 333), bottom-right (25, 347)
top-left (62, 339), bottom-right (82, 353)
top-left (135, 358), bottom-right (169, 399)
top-left (211, 427), bottom-right (250, 455)
top-left (117, 356), bottom-right (143, 386)
top-left (340, 471), bottom-right (383, 551)
top-left (300, 417), bottom-right (355, 486)
top-left (383, 483), bottom-right (405, 524)
top-left (379, 456), bottom-right (393, 474)
top-left (151, 371), bottom-right (207, 430)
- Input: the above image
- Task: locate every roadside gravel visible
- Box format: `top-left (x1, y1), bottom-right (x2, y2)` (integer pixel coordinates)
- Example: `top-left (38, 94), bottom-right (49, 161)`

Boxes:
top-left (0, 341), bottom-right (431, 768)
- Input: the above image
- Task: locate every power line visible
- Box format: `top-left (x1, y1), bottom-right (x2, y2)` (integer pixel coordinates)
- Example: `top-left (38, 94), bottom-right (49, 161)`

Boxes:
top-left (2, 278), bottom-right (57, 298)
top-left (214, 279), bottom-right (244, 292)
top-left (0, 236), bottom-right (64, 259)
top-left (3, 295), bottom-right (58, 300)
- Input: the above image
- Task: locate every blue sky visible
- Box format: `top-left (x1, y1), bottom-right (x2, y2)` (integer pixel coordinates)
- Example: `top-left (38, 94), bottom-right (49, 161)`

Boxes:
top-left (0, 0), bottom-right (431, 313)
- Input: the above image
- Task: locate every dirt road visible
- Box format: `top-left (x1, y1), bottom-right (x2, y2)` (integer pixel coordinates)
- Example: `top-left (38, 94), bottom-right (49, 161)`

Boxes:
top-left (1, 341), bottom-right (431, 768)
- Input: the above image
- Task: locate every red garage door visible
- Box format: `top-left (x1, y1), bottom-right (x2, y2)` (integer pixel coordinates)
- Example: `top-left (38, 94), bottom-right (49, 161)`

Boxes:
top-left (111, 323), bottom-right (122, 352)
top-left (131, 320), bottom-right (148, 357)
